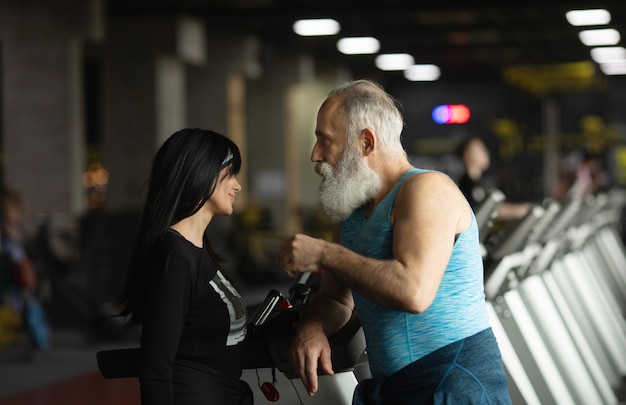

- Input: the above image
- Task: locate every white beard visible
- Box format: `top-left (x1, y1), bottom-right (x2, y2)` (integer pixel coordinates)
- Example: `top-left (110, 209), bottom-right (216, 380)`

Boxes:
top-left (317, 146), bottom-right (382, 223)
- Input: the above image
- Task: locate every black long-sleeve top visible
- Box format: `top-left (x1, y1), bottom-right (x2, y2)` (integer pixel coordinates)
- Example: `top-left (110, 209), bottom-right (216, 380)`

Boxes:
top-left (138, 230), bottom-right (247, 404)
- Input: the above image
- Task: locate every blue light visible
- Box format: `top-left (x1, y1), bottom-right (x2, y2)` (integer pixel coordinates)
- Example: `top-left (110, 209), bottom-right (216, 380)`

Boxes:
top-left (432, 105), bottom-right (450, 124)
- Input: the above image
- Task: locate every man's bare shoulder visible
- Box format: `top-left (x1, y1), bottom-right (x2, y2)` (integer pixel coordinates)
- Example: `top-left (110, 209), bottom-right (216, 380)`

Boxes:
top-left (401, 170), bottom-right (459, 195)
top-left (395, 170), bottom-right (466, 216)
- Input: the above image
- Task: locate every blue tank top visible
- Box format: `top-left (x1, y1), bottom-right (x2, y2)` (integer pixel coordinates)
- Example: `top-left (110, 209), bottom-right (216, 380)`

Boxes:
top-left (340, 168), bottom-right (491, 377)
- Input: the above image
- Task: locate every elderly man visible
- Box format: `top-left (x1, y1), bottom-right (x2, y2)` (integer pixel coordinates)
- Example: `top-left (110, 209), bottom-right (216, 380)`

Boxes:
top-left (278, 80), bottom-right (511, 405)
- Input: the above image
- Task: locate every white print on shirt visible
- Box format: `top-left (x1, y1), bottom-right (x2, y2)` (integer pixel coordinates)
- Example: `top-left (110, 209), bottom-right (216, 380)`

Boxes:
top-left (209, 271), bottom-right (247, 346)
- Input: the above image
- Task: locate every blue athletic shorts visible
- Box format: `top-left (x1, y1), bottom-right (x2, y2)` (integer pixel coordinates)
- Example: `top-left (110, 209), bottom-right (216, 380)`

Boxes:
top-left (353, 328), bottom-right (512, 405)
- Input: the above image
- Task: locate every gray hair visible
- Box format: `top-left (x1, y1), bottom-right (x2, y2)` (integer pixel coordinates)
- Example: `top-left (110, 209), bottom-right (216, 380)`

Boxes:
top-left (327, 80), bottom-right (406, 156)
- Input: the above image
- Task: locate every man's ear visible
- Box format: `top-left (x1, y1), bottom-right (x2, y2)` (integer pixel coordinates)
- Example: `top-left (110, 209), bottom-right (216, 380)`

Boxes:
top-left (361, 128), bottom-right (375, 156)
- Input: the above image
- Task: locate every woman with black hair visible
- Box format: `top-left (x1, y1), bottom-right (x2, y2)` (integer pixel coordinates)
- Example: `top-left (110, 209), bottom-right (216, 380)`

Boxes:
top-left (120, 128), bottom-right (252, 405)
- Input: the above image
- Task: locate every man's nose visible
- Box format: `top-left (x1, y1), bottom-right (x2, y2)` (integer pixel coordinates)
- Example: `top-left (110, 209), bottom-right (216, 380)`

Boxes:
top-left (311, 143), bottom-right (322, 162)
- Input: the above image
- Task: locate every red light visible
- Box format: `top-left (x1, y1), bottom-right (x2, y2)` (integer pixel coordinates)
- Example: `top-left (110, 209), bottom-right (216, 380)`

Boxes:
top-left (432, 104), bottom-right (470, 124)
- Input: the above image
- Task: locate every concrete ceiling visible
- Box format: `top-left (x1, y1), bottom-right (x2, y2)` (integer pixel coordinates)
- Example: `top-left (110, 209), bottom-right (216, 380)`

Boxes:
top-left (108, 0), bottom-right (626, 83)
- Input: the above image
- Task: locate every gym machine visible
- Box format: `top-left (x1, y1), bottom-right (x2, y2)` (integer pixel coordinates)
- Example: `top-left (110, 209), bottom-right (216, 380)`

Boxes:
top-left (483, 189), bottom-right (626, 405)
top-left (97, 274), bottom-right (368, 404)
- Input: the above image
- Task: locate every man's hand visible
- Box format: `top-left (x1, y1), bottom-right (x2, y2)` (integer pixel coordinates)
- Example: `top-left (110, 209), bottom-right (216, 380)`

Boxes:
top-left (290, 320), bottom-right (334, 396)
top-left (277, 234), bottom-right (326, 277)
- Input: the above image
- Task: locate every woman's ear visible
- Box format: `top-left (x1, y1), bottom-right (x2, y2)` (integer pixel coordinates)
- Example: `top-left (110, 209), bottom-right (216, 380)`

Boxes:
top-left (361, 128), bottom-right (375, 156)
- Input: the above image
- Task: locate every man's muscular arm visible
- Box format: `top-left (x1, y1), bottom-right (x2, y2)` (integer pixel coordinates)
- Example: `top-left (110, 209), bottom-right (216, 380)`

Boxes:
top-left (287, 226), bottom-right (355, 397)
top-left (279, 171), bottom-right (471, 313)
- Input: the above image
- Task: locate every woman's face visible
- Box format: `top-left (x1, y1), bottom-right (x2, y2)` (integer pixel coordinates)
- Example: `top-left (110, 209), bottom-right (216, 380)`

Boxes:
top-left (464, 139), bottom-right (490, 172)
top-left (205, 167), bottom-right (241, 216)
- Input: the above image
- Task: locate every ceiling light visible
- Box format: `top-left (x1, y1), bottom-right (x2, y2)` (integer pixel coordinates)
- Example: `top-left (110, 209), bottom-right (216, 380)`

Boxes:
top-left (293, 19), bottom-right (340, 36)
top-left (590, 46), bottom-right (626, 64)
top-left (579, 28), bottom-right (620, 46)
top-left (404, 64), bottom-right (441, 81)
top-left (375, 53), bottom-right (415, 71)
top-left (599, 61), bottom-right (626, 75)
top-left (337, 37), bottom-right (380, 55)
top-left (565, 9), bottom-right (611, 26)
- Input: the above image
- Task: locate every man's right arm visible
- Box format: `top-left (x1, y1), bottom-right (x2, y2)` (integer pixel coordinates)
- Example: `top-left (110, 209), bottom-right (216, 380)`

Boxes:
top-left (290, 225), bottom-right (354, 397)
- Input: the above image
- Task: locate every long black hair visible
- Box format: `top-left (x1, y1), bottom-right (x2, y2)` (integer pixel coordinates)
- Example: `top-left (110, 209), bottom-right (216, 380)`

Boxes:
top-left (119, 128), bottom-right (241, 321)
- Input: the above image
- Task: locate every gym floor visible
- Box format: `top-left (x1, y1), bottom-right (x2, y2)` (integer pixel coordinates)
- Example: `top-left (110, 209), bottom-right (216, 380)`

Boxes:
top-left (0, 328), bottom-right (140, 405)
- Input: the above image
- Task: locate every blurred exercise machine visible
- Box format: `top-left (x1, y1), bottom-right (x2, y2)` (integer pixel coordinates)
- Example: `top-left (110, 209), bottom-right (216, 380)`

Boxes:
top-left (482, 188), bottom-right (626, 405)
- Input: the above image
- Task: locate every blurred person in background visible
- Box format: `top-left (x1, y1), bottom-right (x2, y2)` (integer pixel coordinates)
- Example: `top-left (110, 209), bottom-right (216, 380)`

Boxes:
top-left (119, 128), bottom-right (252, 405)
top-left (277, 80), bottom-right (511, 405)
top-left (551, 149), bottom-right (610, 202)
top-left (0, 186), bottom-right (52, 353)
top-left (456, 135), bottom-right (531, 221)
